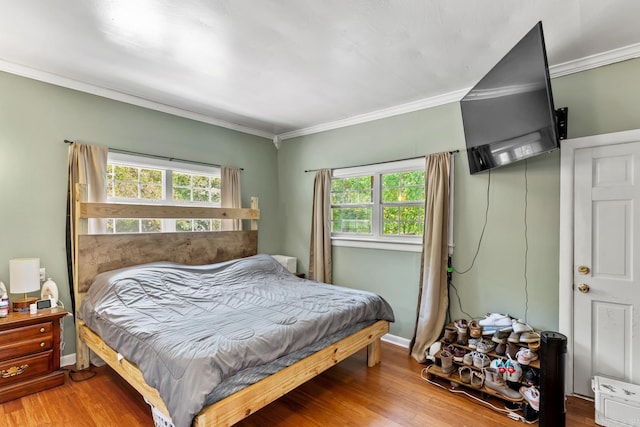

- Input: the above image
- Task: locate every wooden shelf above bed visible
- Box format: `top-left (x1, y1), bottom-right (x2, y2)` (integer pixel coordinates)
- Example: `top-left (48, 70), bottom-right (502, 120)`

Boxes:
top-left (79, 202), bottom-right (259, 220)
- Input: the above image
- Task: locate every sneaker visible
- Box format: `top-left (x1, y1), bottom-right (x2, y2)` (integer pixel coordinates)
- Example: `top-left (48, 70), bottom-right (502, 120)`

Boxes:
top-left (495, 342), bottom-right (506, 356)
top-left (491, 330), bottom-right (509, 344)
top-left (463, 351), bottom-right (474, 366)
top-left (476, 338), bottom-right (496, 354)
top-left (483, 367), bottom-right (523, 400)
top-left (519, 331), bottom-right (540, 343)
top-left (453, 347), bottom-right (466, 363)
top-left (512, 318), bottom-right (534, 334)
top-left (473, 352), bottom-right (491, 369)
top-left (507, 331), bottom-right (521, 343)
top-left (479, 313), bottom-right (513, 328)
top-left (468, 337), bottom-right (479, 349)
top-left (516, 348), bottom-right (539, 366)
top-left (519, 385), bottom-right (540, 411)
top-left (504, 359), bottom-right (523, 383)
top-left (459, 366), bottom-right (472, 384)
top-left (470, 370), bottom-right (484, 389)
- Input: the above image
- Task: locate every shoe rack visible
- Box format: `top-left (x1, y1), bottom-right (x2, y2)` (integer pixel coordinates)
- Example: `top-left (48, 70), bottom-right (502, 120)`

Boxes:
top-left (425, 323), bottom-right (540, 405)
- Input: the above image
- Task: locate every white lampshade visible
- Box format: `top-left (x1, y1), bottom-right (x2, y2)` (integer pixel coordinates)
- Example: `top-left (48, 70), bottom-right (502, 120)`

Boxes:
top-left (9, 258), bottom-right (41, 294)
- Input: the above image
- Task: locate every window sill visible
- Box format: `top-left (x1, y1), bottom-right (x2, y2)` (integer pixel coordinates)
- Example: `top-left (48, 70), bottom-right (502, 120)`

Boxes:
top-left (331, 237), bottom-right (422, 253)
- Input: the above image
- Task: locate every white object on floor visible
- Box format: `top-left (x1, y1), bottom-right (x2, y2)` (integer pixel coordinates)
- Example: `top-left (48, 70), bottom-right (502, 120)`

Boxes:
top-left (271, 255), bottom-right (297, 274)
top-left (592, 375), bottom-right (640, 426)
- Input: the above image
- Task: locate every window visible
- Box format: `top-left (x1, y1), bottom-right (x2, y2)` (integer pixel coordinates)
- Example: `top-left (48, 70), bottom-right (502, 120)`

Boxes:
top-left (330, 158), bottom-right (425, 251)
top-left (106, 152), bottom-right (221, 233)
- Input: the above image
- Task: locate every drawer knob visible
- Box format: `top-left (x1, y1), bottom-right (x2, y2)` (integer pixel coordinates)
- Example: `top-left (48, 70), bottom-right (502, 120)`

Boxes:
top-left (40, 327), bottom-right (45, 333)
top-left (1, 364), bottom-right (29, 378)
top-left (40, 342), bottom-right (45, 347)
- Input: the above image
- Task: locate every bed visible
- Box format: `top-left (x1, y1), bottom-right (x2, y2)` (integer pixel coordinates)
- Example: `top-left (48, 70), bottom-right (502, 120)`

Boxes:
top-left (72, 184), bottom-right (393, 427)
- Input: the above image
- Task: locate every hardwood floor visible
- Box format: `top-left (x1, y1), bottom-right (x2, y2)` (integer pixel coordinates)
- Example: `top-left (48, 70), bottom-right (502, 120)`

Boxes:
top-left (0, 342), bottom-right (596, 426)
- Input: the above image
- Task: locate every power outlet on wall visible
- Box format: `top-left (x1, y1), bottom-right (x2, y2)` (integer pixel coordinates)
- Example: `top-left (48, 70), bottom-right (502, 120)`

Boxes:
top-left (39, 268), bottom-right (46, 282)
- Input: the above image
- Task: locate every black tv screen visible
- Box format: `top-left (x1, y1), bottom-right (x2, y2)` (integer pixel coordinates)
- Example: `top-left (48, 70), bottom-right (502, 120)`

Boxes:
top-left (461, 21), bottom-right (560, 175)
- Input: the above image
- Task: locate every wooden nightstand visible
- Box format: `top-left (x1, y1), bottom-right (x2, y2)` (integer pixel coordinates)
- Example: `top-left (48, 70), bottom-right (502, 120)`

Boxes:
top-left (0, 307), bottom-right (68, 402)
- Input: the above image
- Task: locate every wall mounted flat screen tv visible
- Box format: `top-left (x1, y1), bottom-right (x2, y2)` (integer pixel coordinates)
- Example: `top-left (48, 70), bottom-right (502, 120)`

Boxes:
top-left (461, 21), bottom-right (564, 175)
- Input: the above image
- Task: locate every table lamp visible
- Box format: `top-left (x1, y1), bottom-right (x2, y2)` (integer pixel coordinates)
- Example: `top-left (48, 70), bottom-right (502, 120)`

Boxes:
top-left (9, 258), bottom-right (40, 312)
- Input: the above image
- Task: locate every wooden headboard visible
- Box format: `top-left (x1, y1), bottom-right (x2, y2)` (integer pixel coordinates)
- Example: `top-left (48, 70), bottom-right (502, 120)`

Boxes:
top-left (72, 184), bottom-right (260, 368)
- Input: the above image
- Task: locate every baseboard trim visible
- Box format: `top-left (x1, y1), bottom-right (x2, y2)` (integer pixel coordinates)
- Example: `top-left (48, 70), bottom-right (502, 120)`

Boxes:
top-left (382, 333), bottom-right (410, 349)
top-left (61, 353), bottom-right (76, 368)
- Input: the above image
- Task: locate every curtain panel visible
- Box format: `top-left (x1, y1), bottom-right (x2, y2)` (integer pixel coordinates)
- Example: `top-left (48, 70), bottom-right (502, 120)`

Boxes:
top-left (221, 166), bottom-right (242, 231)
top-left (66, 143), bottom-right (108, 315)
top-left (410, 152), bottom-right (451, 363)
top-left (309, 169), bottom-right (332, 283)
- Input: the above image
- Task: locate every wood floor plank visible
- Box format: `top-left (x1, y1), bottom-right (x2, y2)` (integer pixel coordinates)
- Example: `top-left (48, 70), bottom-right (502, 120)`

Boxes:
top-left (0, 342), bottom-right (597, 426)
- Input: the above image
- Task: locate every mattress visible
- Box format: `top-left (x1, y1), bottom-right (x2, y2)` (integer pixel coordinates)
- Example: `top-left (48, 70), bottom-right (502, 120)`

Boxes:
top-left (79, 254), bottom-right (394, 427)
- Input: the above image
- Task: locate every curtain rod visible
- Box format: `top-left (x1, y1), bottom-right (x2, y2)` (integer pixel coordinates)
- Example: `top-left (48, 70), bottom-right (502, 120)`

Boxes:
top-left (63, 140), bottom-right (243, 170)
top-left (303, 150), bottom-right (460, 173)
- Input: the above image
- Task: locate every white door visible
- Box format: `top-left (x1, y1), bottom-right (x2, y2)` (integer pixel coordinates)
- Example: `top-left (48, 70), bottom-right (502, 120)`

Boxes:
top-left (573, 141), bottom-right (640, 397)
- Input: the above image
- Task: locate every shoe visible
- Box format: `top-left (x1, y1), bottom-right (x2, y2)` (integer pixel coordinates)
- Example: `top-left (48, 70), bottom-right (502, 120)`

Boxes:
top-left (516, 348), bottom-right (539, 366)
top-left (463, 351), bottom-right (474, 366)
top-left (457, 331), bottom-right (469, 346)
top-left (512, 318), bottom-right (534, 334)
top-left (504, 358), bottom-right (523, 383)
top-left (468, 337), bottom-right (478, 349)
top-left (523, 367), bottom-right (539, 386)
top-left (519, 331), bottom-right (540, 343)
top-left (507, 331), bottom-right (521, 343)
top-left (454, 319), bottom-right (468, 333)
top-left (476, 338), bottom-right (496, 354)
top-left (519, 385), bottom-right (540, 411)
top-left (443, 325), bottom-right (457, 343)
top-left (440, 350), bottom-right (455, 375)
top-left (491, 329), bottom-right (509, 344)
top-left (479, 313), bottom-right (513, 328)
top-left (495, 342), bottom-right (506, 356)
top-left (470, 370), bottom-right (484, 389)
top-left (484, 367), bottom-right (523, 400)
top-left (473, 352), bottom-right (491, 369)
top-left (453, 347), bottom-right (466, 363)
top-left (459, 366), bottom-right (472, 384)
top-left (469, 320), bottom-right (483, 338)
top-left (506, 342), bottom-right (520, 359)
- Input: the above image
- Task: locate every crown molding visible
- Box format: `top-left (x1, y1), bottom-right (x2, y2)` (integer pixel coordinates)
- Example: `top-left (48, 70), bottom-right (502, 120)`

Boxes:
top-left (3, 41), bottom-right (639, 143)
top-left (0, 59), bottom-right (275, 140)
top-left (549, 42), bottom-right (640, 78)
top-left (279, 43), bottom-right (640, 141)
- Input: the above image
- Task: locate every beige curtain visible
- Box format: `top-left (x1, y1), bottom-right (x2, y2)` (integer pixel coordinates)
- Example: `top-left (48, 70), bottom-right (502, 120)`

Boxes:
top-left (66, 142), bottom-right (108, 314)
top-left (410, 152), bottom-right (451, 363)
top-left (221, 166), bottom-right (242, 231)
top-left (309, 169), bottom-right (332, 283)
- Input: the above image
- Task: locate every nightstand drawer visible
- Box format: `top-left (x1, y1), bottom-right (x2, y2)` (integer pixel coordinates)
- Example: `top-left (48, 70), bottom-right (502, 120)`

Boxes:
top-left (0, 327), bottom-right (53, 360)
top-left (0, 351), bottom-right (53, 387)
top-left (0, 321), bottom-right (52, 343)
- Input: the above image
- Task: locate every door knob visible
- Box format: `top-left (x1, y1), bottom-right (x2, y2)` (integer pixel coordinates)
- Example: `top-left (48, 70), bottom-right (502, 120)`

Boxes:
top-left (577, 284), bottom-right (590, 293)
top-left (577, 266), bottom-right (590, 275)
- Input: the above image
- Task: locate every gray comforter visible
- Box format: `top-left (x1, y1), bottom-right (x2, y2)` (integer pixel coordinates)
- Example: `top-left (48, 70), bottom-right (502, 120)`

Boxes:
top-left (79, 254), bottom-right (394, 427)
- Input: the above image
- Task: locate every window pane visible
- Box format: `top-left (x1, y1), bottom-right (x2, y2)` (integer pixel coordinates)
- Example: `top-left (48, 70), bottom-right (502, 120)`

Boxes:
top-left (382, 170), bottom-right (425, 203)
top-left (116, 182), bottom-right (139, 198)
top-left (193, 189), bottom-right (209, 202)
top-left (383, 206), bottom-right (424, 236)
top-left (173, 187), bottom-right (191, 201)
top-left (331, 207), bottom-right (371, 234)
top-left (173, 172), bottom-right (191, 187)
top-left (115, 219), bottom-right (140, 233)
top-left (141, 184), bottom-right (162, 200)
top-left (140, 168), bottom-right (162, 184)
top-left (194, 219), bottom-right (210, 231)
top-left (141, 219), bottom-right (161, 232)
top-left (331, 176), bottom-right (373, 206)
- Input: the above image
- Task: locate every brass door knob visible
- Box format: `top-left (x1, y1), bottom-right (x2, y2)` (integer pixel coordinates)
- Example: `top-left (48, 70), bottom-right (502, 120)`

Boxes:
top-left (577, 284), bottom-right (590, 293)
top-left (578, 266), bottom-right (590, 275)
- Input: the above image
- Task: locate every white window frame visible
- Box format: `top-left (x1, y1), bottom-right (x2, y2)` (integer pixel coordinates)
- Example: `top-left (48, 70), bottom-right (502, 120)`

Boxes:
top-left (331, 158), bottom-right (424, 252)
top-left (107, 152), bottom-right (221, 233)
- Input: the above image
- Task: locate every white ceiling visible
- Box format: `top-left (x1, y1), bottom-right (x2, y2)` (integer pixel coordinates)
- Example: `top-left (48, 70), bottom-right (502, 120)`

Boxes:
top-left (1, 1), bottom-right (639, 141)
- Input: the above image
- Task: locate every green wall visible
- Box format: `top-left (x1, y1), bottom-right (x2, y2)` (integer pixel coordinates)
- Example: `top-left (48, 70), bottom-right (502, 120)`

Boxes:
top-left (278, 57), bottom-right (640, 340)
top-left (2, 56), bottom-right (640, 357)
top-left (0, 71), bottom-right (278, 356)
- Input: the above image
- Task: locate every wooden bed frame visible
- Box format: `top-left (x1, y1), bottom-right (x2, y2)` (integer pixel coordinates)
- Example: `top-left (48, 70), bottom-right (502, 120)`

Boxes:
top-left (72, 184), bottom-right (390, 427)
